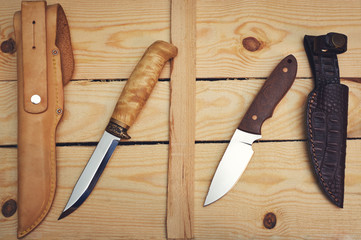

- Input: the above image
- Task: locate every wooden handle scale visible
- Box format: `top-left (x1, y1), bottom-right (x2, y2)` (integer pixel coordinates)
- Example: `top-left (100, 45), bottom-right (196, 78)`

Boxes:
top-left (106, 40), bottom-right (178, 139)
top-left (238, 55), bottom-right (297, 135)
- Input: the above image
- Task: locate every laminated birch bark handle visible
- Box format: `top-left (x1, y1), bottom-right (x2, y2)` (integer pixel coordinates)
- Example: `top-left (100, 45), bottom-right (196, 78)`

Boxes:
top-left (106, 40), bottom-right (178, 139)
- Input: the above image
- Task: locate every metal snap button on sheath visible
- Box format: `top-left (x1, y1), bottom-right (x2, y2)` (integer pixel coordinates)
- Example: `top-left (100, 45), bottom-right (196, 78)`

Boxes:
top-left (31, 94), bottom-right (41, 104)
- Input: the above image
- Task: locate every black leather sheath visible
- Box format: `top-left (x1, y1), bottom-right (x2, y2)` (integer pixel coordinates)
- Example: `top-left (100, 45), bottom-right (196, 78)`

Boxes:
top-left (304, 33), bottom-right (348, 208)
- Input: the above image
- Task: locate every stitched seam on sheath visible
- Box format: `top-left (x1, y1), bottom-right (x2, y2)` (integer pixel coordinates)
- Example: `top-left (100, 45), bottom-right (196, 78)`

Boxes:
top-left (19, 53), bottom-right (59, 237)
top-left (308, 92), bottom-right (338, 202)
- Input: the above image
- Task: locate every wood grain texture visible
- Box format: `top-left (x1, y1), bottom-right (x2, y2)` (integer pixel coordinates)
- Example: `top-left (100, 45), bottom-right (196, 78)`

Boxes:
top-left (0, 0), bottom-right (171, 81)
top-left (109, 40), bottom-right (177, 130)
top-left (196, 140), bottom-right (361, 239)
top-left (167, 0), bottom-right (196, 239)
top-left (2, 0), bottom-right (361, 80)
top-left (1, 0), bottom-right (361, 239)
top-left (196, 0), bottom-right (361, 78)
top-left (0, 79), bottom-right (361, 145)
top-left (1, 141), bottom-right (361, 239)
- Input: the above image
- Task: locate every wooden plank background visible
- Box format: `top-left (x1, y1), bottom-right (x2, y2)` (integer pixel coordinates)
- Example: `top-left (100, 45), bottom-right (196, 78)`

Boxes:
top-left (1, 0), bottom-right (361, 239)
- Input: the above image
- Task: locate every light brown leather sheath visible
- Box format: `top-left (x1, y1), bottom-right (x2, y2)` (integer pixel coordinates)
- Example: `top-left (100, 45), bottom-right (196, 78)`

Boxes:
top-left (14, 2), bottom-right (74, 238)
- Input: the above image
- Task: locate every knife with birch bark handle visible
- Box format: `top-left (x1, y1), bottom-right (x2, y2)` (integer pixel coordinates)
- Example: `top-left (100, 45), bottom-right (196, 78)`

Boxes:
top-left (204, 55), bottom-right (297, 206)
top-left (59, 40), bottom-right (177, 219)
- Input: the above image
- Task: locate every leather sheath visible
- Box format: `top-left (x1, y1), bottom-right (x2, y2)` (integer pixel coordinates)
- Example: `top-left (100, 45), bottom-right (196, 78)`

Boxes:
top-left (14, 2), bottom-right (74, 238)
top-left (304, 33), bottom-right (348, 208)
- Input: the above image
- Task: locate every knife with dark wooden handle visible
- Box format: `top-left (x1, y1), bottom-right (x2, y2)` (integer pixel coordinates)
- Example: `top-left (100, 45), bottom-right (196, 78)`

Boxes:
top-left (238, 55), bottom-right (298, 134)
top-left (59, 40), bottom-right (178, 220)
top-left (204, 55), bottom-right (297, 206)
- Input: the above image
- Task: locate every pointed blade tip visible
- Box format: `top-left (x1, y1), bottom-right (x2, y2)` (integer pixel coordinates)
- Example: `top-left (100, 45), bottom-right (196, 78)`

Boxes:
top-left (58, 212), bottom-right (66, 220)
top-left (203, 192), bottom-right (222, 207)
top-left (58, 131), bottom-right (120, 221)
top-left (57, 207), bottom-right (76, 221)
top-left (203, 200), bottom-right (212, 207)
top-left (203, 199), bottom-right (210, 207)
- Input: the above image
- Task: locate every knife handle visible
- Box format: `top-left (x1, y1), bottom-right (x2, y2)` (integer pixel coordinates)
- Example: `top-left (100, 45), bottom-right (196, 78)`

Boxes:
top-left (238, 55), bottom-right (297, 135)
top-left (106, 40), bottom-right (178, 139)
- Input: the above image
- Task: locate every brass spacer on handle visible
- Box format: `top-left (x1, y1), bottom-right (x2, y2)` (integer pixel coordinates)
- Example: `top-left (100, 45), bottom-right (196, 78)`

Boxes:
top-left (105, 118), bottom-right (131, 140)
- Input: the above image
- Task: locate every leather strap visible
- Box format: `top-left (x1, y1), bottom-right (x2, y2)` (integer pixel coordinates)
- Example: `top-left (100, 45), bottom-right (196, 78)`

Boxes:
top-left (304, 33), bottom-right (347, 88)
top-left (21, 1), bottom-right (48, 113)
top-left (304, 32), bottom-right (348, 208)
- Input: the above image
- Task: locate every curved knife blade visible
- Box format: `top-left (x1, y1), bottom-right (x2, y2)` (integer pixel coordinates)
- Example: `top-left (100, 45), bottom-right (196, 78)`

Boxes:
top-left (59, 41), bottom-right (178, 220)
top-left (204, 55), bottom-right (297, 206)
top-left (59, 131), bottom-right (119, 220)
top-left (204, 129), bottom-right (261, 206)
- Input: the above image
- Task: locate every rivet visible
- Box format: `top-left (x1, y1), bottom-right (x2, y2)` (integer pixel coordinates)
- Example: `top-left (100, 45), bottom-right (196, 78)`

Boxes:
top-left (332, 34), bottom-right (346, 48)
top-left (252, 115), bottom-right (258, 120)
top-left (1, 38), bottom-right (16, 54)
top-left (242, 37), bottom-right (261, 52)
top-left (2, 199), bottom-right (17, 218)
top-left (52, 49), bottom-right (58, 55)
top-left (56, 108), bottom-right (63, 115)
top-left (282, 67), bottom-right (288, 73)
top-left (263, 212), bottom-right (277, 229)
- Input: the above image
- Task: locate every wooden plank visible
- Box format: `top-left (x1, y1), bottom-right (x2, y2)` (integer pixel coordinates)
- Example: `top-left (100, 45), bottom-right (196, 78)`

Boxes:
top-left (0, 145), bottom-right (169, 240)
top-left (196, 0), bottom-right (361, 78)
top-left (0, 0), bottom-right (171, 81)
top-left (1, 78), bottom-right (361, 145)
top-left (0, 0), bottom-right (360, 239)
top-left (195, 140), bottom-right (361, 239)
top-left (1, 0), bottom-right (361, 81)
top-left (167, 0), bottom-right (196, 239)
top-left (1, 141), bottom-right (361, 239)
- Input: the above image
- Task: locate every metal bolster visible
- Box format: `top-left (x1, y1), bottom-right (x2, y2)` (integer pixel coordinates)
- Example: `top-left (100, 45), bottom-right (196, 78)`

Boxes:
top-left (105, 119), bottom-right (131, 140)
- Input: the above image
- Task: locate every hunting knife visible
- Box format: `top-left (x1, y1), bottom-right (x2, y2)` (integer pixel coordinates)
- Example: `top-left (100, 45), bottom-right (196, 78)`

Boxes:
top-left (59, 41), bottom-right (178, 219)
top-left (204, 55), bottom-right (297, 206)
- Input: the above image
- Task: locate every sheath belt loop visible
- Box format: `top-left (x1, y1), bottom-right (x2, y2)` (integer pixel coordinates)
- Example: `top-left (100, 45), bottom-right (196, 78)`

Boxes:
top-left (304, 32), bottom-right (347, 89)
top-left (21, 2), bottom-right (48, 113)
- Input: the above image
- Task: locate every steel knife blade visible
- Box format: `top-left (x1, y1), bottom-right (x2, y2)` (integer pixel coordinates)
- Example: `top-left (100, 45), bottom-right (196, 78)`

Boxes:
top-left (59, 41), bottom-right (177, 220)
top-left (204, 55), bottom-right (297, 206)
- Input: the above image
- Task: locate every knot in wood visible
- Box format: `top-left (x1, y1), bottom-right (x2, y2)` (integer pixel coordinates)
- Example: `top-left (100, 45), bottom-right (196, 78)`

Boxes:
top-left (242, 37), bottom-right (261, 52)
top-left (263, 212), bottom-right (276, 229)
top-left (1, 38), bottom-right (16, 54)
top-left (2, 199), bottom-right (17, 218)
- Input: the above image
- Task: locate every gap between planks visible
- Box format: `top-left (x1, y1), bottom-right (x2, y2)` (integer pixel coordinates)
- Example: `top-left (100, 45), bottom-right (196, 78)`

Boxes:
top-left (3, 138), bottom-right (361, 148)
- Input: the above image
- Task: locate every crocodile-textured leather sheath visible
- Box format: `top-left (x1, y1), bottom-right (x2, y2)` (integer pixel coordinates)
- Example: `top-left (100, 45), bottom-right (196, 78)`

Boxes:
top-left (304, 33), bottom-right (348, 208)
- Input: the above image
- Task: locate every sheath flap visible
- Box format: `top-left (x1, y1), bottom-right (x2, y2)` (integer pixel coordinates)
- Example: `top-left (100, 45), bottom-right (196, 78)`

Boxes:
top-left (21, 1), bottom-right (48, 113)
top-left (307, 84), bottom-right (349, 208)
top-left (56, 5), bottom-right (74, 86)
